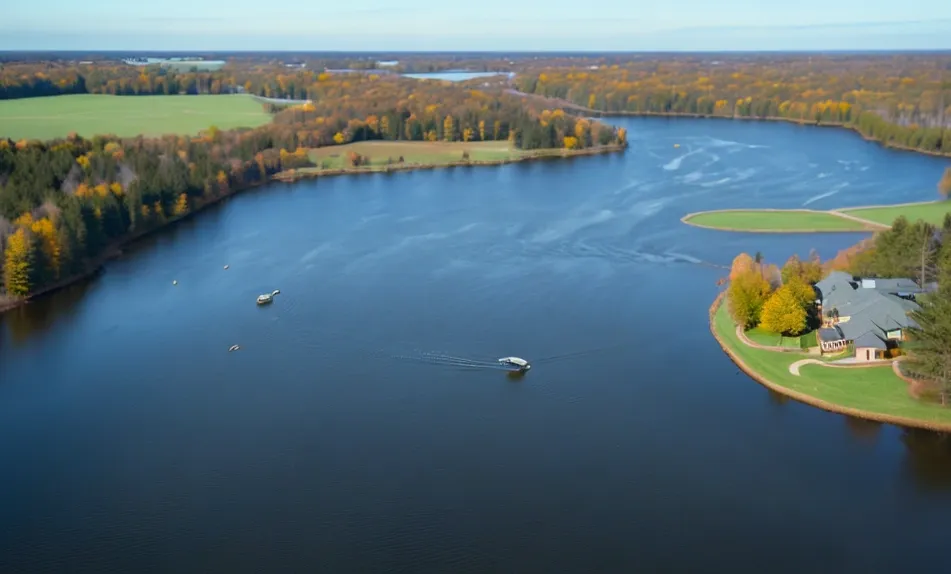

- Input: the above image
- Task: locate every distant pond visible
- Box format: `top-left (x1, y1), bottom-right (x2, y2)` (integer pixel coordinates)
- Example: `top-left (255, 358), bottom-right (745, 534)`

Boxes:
top-left (403, 71), bottom-right (513, 82)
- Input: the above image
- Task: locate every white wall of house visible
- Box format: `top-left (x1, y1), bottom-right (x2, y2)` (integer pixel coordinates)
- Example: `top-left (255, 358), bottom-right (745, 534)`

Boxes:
top-left (855, 347), bottom-right (881, 362)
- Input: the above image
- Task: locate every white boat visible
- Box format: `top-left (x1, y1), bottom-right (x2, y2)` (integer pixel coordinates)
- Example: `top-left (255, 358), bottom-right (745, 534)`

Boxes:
top-left (256, 293), bottom-right (273, 305)
top-left (498, 356), bottom-right (531, 372)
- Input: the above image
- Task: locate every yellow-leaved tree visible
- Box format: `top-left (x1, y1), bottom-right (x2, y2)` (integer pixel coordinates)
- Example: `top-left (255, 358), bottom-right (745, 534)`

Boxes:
top-left (727, 266), bottom-right (772, 329)
top-left (443, 115), bottom-right (455, 142)
top-left (333, 132), bottom-right (345, 145)
top-left (760, 284), bottom-right (807, 335)
top-left (563, 136), bottom-right (579, 150)
top-left (174, 193), bottom-right (189, 216)
top-left (3, 227), bottom-right (35, 297)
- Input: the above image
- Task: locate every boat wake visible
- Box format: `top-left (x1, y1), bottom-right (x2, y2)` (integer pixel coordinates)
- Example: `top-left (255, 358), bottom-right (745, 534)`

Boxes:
top-left (390, 350), bottom-right (512, 371)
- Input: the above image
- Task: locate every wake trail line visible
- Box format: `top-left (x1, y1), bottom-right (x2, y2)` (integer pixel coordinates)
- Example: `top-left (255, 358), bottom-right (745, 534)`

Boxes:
top-left (389, 350), bottom-right (511, 371)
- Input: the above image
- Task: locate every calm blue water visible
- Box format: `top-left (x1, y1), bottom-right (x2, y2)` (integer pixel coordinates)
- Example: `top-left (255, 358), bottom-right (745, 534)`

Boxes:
top-left (2, 118), bottom-right (950, 573)
top-left (403, 71), bottom-right (512, 81)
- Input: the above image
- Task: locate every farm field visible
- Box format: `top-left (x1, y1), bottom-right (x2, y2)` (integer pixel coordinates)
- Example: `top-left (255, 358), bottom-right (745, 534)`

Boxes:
top-left (0, 94), bottom-right (272, 140)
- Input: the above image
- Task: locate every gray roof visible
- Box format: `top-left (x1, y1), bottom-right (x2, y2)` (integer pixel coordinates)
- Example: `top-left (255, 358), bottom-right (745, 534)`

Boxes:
top-left (819, 327), bottom-right (844, 342)
top-left (815, 271), bottom-right (857, 310)
top-left (816, 272), bottom-right (923, 343)
top-left (853, 331), bottom-right (888, 350)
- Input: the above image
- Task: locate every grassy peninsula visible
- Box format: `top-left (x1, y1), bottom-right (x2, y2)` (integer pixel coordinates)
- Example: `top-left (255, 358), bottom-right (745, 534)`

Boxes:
top-left (683, 201), bottom-right (951, 233)
top-left (712, 296), bottom-right (951, 431)
top-left (682, 209), bottom-right (876, 232)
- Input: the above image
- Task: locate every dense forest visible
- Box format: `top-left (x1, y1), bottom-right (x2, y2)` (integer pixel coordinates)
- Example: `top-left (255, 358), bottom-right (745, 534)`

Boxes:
top-left (267, 76), bottom-right (624, 150)
top-left (0, 73), bottom-right (623, 301)
top-left (515, 54), bottom-right (951, 154)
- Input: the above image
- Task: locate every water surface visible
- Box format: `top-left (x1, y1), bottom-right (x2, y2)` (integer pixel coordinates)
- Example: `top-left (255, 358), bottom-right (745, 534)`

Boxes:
top-left (2, 118), bottom-right (950, 573)
top-left (403, 71), bottom-right (511, 81)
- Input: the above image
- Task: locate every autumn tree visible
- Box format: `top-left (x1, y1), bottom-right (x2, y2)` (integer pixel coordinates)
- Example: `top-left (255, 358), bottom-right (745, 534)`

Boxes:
top-left (443, 115), bottom-right (455, 142)
top-left (729, 253), bottom-right (756, 281)
top-left (939, 167), bottom-right (951, 199)
top-left (3, 227), bottom-right (35, 296)
top-left (727, 265), bottom-right (772, 329)
top-left (760, 284), bottom-right (808, 336)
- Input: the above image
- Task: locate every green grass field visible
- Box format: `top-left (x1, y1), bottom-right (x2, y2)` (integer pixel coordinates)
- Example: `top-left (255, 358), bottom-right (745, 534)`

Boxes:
top-left (306, 140), bottom-right (528, 169)
top-left (715, 302), bottom-right (951, 424)
top-left (841, 201), bottom-right (951, 227)
top-left (0, 94), bottom-right (273, 140)
top-left (745, 327), bottom-right (811, 349)
top-left (683, 210), bottom-right (870, 232)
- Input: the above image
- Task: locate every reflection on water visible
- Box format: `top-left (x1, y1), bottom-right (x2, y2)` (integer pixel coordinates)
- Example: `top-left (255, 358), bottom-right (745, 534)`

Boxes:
top-left (901, 429), bottom-right (951, 491)
top-left (844, 415), bottom-right (882, 444)
top-left (767, 388), bottom-right (791, 407)
top-left (0, 278), bottom-right (93, 347)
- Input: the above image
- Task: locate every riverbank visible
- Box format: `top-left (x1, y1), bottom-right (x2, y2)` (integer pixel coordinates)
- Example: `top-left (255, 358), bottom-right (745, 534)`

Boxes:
top-left (682, 201), bottom-right (951, 233)
top-left (0, 142), bottom-right (624, 316)
top-left (710, 292), bottom-right (951, 432)
top-left (274, 142), bottom-right (626, 182)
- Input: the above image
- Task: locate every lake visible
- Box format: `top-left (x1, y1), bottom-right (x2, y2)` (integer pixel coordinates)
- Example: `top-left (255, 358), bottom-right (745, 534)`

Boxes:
top-left (2, 118), bottom-right (951, 573)
top-left (403, 71), bottom-right (512, 81)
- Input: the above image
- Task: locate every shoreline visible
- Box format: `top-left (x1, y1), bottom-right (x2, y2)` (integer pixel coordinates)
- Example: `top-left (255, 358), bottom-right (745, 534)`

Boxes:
top-left (0, 144), bottom-right (625, 316)
top-left (708, 292), bottom-right (951, 433)
top-left (510, 89), bottom-right (951, 160)
top-left (272, 144), bottom-right (626, 182)
top-left (579, 108), bottom-right (951, 160)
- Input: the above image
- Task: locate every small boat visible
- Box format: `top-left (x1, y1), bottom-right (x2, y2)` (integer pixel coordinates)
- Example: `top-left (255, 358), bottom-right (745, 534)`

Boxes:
top-left (673, 143), bottom-right (680, 148)
top-left (172, 280), bottom-right (178, 285)
top-left (224, 265), bottom-right (230, 270)
top-left (256, 293), bottom-right (274, 305)
top-left (229, 345), bottom-right (240, 352)
top-left (498, 357), bottom-right (531, 372)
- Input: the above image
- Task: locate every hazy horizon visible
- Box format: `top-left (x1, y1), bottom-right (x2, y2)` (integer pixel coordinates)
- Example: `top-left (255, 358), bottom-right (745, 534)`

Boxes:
top-left (3, 0), bottom-right (951, 52)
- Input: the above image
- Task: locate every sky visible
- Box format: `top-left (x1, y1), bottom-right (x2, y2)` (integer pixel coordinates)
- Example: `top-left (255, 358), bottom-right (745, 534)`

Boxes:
top-left (3, 0), bottom-right (951, 51)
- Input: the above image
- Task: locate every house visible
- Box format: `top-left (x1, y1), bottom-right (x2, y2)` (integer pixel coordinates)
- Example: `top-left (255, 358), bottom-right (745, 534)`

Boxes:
top-left (814, 271), bottom-right (934, 361)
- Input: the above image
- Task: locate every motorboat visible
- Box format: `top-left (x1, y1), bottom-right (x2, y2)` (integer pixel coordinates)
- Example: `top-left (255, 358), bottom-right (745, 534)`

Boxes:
top-left (256, 293), bottom-right (274, 305)
top-left (498, 357), bottom-right (531, 372)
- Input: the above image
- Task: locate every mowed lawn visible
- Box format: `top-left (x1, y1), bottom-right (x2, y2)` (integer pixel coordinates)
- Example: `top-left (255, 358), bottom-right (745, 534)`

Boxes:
top-left (841, 201), bottom-right (951, 227)
top-left (715, 303), bottom-right (951, 424)
top-left (0, 94), bottom-right (272, 140)
top-left (745, 327), bottom-right (812, 349)
top-left (307, 140), bottom-right (526, 169)
top-left (684, 210), bottom-right (870, 232)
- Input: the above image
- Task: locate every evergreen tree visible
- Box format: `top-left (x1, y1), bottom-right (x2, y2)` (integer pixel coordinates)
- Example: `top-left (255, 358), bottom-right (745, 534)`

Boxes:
top-left (905, 284), bottom-right (951, 405)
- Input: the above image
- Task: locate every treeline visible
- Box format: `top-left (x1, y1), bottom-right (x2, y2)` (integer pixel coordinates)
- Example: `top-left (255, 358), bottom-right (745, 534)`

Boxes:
top-left (0, 128), bottom-right (315, 298)
top-left (268, 76), bottom-right (624, 151)
top-left (0, 74), bottom-right (623, 299)
top-left (828, 214), bottom-right (951, 286)
top-left (515, 54), bottom-right (951, 154)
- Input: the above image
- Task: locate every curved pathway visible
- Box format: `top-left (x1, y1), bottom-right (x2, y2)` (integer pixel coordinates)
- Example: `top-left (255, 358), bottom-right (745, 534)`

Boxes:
top-left (789, 359), bottom-right (823, 375)
top-left (735, 325), bottom-right (794, 352)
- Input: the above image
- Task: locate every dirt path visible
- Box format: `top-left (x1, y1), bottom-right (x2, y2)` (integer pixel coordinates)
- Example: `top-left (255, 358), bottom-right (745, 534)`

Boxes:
top-left (826, 210), bottom-right (891, 230)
